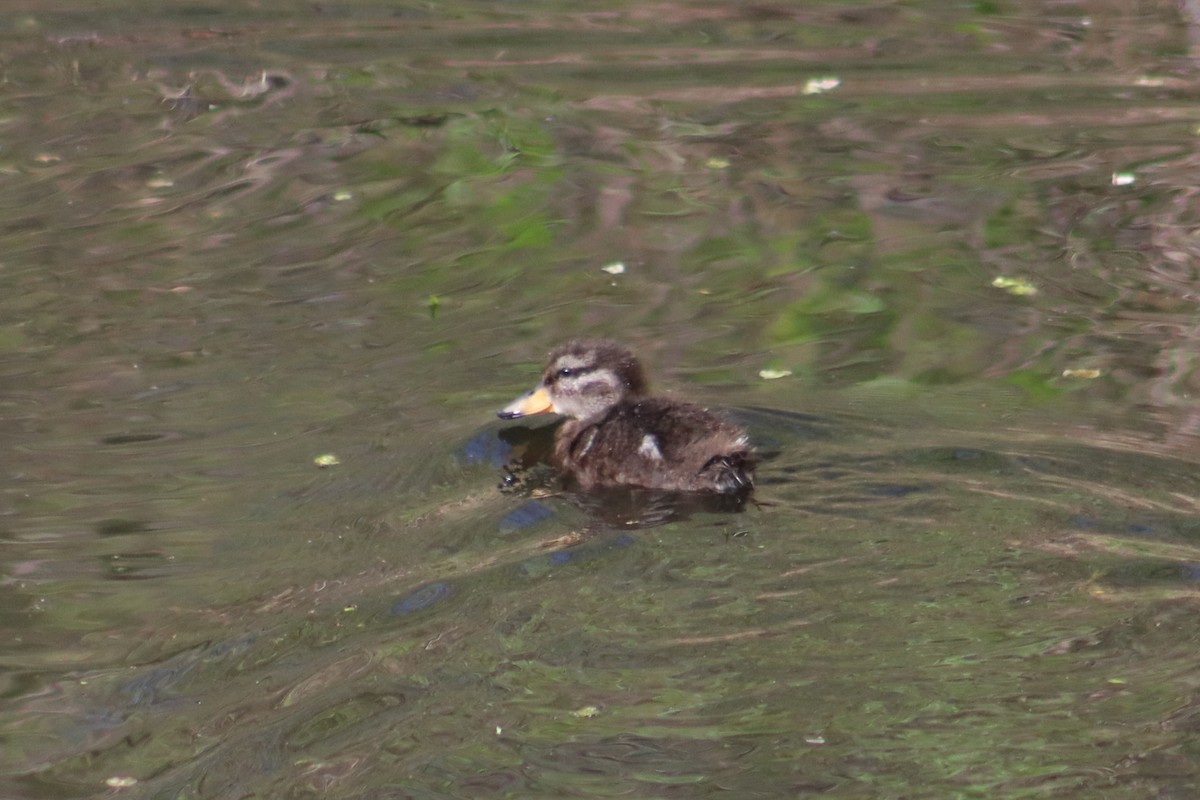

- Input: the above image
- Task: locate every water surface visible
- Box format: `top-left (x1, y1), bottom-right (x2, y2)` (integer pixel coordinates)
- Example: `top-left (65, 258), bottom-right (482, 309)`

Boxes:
top-left (3, 1), bottom-right (1200, 797)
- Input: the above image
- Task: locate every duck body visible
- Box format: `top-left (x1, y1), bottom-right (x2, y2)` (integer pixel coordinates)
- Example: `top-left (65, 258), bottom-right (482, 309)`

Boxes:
top-left (498, 340), bottom-right (755, 494)
top-left (554, 396), bottom-right (755, 493)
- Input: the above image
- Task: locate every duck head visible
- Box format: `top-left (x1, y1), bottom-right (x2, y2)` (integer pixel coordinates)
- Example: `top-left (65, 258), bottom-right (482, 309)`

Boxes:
top-left (498, 339), bottom-right (649, 421)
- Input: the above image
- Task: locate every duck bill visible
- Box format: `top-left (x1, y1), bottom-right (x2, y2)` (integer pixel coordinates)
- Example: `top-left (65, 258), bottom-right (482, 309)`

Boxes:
top-left (498, 386), bottom-right (554, 419)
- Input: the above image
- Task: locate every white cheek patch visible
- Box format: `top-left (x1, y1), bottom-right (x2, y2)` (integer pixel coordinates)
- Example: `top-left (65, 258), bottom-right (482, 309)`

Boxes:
top-left (637, 434), bottom-right (664, 462)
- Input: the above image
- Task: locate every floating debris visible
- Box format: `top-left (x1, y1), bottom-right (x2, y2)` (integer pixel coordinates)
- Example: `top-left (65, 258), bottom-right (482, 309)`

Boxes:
top-left (572, 705), bottom-right (601, 718)
top-left (759, 368), bottom-right (793, 380)
top-left (601, 262), bottom-right (625, 275)
top-left (313, 454), bottom-right (341, 468)
top-left (1062, 368), bottom-right (1102, 379)
top-left (1111, 172), bottom-right (1135, 186)
top-left (991, 276), bottom-right (1038, 296)
top-left (802, 77), bottom-right (841, 95)
top-left (705, 157), bottom-right (730, 169)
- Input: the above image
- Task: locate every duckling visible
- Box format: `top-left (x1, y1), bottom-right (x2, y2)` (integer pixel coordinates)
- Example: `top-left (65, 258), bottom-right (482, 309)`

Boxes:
top-left (498, 339), bottom-right (755, 494)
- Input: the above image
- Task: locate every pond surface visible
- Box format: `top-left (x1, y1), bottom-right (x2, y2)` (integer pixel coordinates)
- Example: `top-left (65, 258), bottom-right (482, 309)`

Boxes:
top-left (3, 1), bottom-right (1200, 797)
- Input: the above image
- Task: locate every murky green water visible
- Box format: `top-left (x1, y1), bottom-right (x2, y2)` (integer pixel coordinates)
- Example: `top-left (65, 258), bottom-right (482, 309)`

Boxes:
top-left (3, 1), bottom-right (1200, 797)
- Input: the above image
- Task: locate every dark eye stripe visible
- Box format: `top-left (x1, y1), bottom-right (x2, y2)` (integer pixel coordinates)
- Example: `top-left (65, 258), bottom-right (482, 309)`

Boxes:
top-left (550, 365), bottom-right (594, 383)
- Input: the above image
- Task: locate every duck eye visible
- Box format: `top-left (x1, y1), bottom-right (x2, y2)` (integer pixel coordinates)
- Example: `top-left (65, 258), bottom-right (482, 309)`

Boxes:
top-left (557, 367), bottom-right (574, 378)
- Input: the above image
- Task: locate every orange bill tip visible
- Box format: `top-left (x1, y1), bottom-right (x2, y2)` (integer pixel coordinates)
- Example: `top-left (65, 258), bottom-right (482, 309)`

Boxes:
top-left (497, 386), bottom-right (554, 419)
